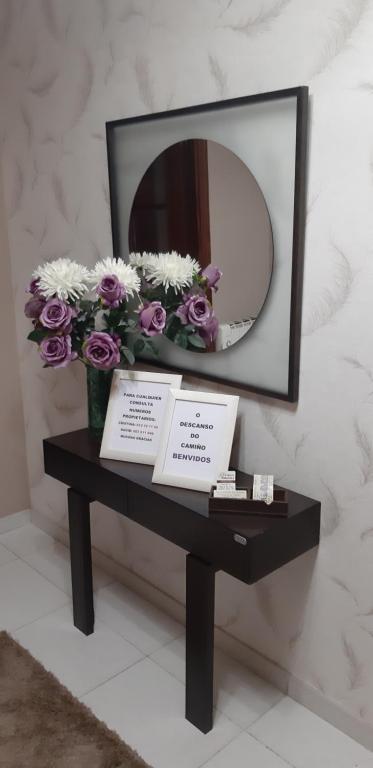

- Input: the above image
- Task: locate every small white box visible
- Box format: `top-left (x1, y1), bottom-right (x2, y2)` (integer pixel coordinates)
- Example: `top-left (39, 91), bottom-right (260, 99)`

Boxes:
top-left (213, 489), bottom-right (247, 499)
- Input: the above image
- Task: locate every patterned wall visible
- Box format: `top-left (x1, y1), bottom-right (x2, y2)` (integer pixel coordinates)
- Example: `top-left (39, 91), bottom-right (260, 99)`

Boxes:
top-left (2, 0), bottom-right (373, 736)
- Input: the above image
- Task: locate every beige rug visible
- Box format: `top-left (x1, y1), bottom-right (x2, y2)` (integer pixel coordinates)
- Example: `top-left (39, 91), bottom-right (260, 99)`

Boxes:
top-left (0, 631), bottom-right (151, 768)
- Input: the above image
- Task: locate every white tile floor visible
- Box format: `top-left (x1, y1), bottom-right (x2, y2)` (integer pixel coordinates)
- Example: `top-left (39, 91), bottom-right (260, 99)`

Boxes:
top-left (0, 522), bottom-right (372, 768)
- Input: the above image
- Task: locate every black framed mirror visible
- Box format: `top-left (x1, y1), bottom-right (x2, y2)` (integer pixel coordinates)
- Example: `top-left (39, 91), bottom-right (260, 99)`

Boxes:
top-left (106, 86), bottom-right (308, 401)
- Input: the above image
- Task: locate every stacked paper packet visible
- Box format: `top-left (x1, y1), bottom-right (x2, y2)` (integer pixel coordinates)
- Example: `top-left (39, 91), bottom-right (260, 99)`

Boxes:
top-left (213, 471), bottom-right (247, 499)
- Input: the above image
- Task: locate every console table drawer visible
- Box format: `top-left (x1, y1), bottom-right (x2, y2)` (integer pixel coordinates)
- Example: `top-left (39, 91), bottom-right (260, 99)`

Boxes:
top-left (43, 440), bottom-right (128, 516)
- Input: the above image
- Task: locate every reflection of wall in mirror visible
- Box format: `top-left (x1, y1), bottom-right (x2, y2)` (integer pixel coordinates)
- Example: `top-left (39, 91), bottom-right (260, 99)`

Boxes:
top-left (207, 142), bottom-right (273, 326)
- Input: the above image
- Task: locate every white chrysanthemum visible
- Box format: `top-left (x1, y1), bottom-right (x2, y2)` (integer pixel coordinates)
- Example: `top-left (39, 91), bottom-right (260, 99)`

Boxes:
top-left (144, 251), bottom-right (200, 290)
top-left (34, 258), bottom-right (90, 301)
top-left (89, 257), bottom-right (141, 296)
top-left (129, 251), bottom-right (155, 270)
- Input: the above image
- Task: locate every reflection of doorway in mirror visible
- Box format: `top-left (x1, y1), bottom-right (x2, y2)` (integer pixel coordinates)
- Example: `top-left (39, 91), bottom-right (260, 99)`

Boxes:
top-left (128, 139), bottom-right (273, 353)
top-left (128, 140), bottom-right (209, 261)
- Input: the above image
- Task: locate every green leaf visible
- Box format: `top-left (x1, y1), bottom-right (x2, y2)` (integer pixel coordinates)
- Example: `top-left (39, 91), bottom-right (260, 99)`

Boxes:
top-left (174, 331), bottom-right (188, 350)
top-left (78, 301), bottom-right (90, 312)
top-left (27, 329), bottom-right (46, 343)
top-left (134, 338), bottom-right (145, 355)
top-left (165, 313), bottom-right (182, 338)
top-left (145, 339), bottom-right (158, 356)
top-left (121, 347), bottom-right (135, 366)
top-left (188, 333), bottom-right (206, 349)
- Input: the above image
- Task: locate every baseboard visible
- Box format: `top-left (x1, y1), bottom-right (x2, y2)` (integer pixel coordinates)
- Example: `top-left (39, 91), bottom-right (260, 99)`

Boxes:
top-left (288, 676), bottom-right (373, 752)
top-left (31, 508), bottom-right (373, 751)
top-left (214, 625), bottom-right (289, 694)
top-left (0, 509), bottom-right (30, 534)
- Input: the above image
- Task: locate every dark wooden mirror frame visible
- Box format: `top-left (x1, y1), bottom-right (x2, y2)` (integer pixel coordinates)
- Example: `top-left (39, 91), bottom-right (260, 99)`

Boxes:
top-left (106, 86), bottom-right (308, 402)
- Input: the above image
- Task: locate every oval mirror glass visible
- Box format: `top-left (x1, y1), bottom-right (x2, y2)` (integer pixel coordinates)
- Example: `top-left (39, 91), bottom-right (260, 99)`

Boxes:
top-left (129, 139), bottom-right (273, 351)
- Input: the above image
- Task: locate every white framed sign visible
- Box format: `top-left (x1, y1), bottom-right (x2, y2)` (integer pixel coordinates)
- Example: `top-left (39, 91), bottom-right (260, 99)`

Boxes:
top-left (152, 389), bottom-right (239, 492)
top-left (100, 370), bottom-right (182, 464)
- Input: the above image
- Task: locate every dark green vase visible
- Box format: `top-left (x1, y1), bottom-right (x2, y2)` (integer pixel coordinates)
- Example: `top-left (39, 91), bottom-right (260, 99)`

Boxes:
top-left (86, 366), bottom-right (113, 437)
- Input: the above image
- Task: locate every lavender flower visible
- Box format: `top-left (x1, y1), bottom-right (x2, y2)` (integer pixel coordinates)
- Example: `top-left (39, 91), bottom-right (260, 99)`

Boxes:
top-left (97, 274), bottom-right (126, 308)
top-left (83, 331), bottom-right (121, 370)
top-left (199, 313), bottom-right (219, 344)
top-left (202, 264), bottom-right (222, 291)
top-left (40, 298), bottom-right (75, 332)
top-left (176, 294), bottom-right (212, 327)
top-left (139, 301), bottom-right (166, 336)
top-left (26, 277), bottom-right (41, 295)
top-left (24, 295), bottom-right (46, 319)
top-left (39, 335), bottom-right (77, 368)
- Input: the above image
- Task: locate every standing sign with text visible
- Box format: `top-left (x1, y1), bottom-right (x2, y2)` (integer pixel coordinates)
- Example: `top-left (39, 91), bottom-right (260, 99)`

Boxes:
top-left (153, 389), bottom-right (239, 492)
top-left (100, 370), bottom-right (182, 464)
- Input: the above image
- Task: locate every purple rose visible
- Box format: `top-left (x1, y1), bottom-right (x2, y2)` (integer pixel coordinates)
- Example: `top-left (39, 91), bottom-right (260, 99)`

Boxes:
top-left (97, 274), bottom-right (126, 308)
top-left (24, 295), bottom-right (46, 319)
top-left (199, 312), bottom-right (219, 345)
top-left (83, 331), bottom-right (121, 371)
top-left (139, 301), bottom-right (166, 337)
top-left (26, 277), bottom-right (41, 295)
top-left (39, 335), bottom-right (77, 368)
top-left (202, 265), bottom-right (222, 291)
top-left (40, 298), bottom-right (75, 332)
top-left (176, 294), bottom-right (212, 327)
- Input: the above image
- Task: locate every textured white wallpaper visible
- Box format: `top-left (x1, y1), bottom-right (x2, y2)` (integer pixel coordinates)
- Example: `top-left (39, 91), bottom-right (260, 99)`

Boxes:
top-left (2, 0), bottom-right (373, 740)
top-left (0, 163), bottom-right (29, 516)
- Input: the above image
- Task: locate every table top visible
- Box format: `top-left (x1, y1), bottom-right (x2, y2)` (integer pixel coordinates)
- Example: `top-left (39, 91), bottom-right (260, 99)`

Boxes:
top-left (44, 429), bottom-right (321, 584)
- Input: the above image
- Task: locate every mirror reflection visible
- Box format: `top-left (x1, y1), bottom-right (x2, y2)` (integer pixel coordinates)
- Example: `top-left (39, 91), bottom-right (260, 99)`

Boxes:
top-left (129, 139), bottom-right (273, 351)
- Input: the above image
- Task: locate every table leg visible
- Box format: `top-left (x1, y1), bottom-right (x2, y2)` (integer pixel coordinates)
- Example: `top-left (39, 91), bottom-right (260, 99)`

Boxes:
top-left (185, 553), bottom-right (216, 733)
top-left (68, 487), bottom-right (94, 635)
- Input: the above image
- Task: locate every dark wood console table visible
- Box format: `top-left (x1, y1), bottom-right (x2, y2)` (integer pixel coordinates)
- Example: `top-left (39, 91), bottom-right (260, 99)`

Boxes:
top-left (43, 429), bottom-right (320, 733)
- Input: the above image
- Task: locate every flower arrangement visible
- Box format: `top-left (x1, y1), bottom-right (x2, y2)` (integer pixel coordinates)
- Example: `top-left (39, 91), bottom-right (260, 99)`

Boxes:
top-left (131, 252), bottom-right (221, 352)
top-left (25, 253), bottom-right (222, 371)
